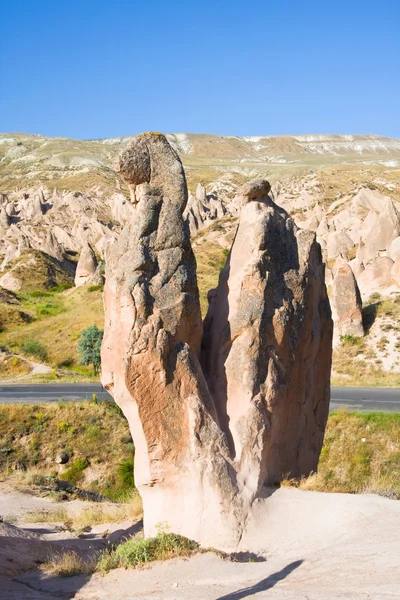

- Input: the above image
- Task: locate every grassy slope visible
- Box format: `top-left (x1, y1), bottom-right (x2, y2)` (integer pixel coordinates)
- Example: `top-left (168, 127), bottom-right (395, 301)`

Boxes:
top-left (1, 404), bottom-right (399, 499)
top-left (298, 411), bottom-right (400, 498)
top-left (0, 400), bottom-right (134, 499)
top-left (0, 223), bottom-right (231, 378)
top-left (0, 286), bottom-right (104, 379)
top-left (332, 298), bottom-right (400, 387)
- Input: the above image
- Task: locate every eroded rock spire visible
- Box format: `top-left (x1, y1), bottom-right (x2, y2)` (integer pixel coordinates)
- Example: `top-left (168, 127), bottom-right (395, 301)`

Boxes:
top-left (101, 133), bottom-right (333, 550)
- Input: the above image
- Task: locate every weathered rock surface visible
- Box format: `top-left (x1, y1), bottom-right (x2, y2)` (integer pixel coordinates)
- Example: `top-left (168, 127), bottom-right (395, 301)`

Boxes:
top-left (387, 236), bottom-right (400, 262)
top-left (101, 134), bottom-right (332, 550)
top-left (363, 198), bottom-right (400, 259)
top-left (183, 185), bottom-right (226, 236)
top-left (201, 179), bottom-right (333, 487)
top-left (326, 231), bottom-right (354, 260)
top-left (357, 256), bottom-right (395, 300)
top-left (330, 257), bottom-right (364, 346)
top-left (75, 242), bottom-right (98, 287)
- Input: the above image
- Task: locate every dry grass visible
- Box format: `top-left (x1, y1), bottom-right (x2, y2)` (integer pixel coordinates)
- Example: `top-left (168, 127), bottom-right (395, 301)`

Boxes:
top-left (23, 492), bottom-right (143, 530)
top-left (284, 411), bottom-right (400, 498)
top-left (25, 507), bottom-right (69, 523)
top-left (193, 236), bottom-right (231, 315)
top-left (0, 285), bottom-right (104, 372)
top-left (0, 401), bottom-right (135, 499)
top-left (332, 300), bottom-right (400, 387)
top-left (73, 493), bottom-right (142, 528)
top-left (42, 550), bottom-right (98, 577)
top-left (0, 354), bottom-right (31, 378)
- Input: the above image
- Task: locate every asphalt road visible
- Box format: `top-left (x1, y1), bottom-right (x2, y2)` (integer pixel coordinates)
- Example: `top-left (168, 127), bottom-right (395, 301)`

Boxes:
top-left (0, 383), bottom-right (112, 404)
top-left (0, 384), bottom-right (399, 411)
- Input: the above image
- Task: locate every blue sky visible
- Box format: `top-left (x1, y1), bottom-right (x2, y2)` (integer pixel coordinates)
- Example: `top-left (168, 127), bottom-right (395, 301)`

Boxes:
top-left (1, 0), bottom-right (399, 139)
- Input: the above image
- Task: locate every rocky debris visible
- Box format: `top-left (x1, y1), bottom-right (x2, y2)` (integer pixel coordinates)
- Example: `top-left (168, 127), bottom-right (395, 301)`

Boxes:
top-left (75, 242), bottom-right (98, 287)
top-left (55, 451), bottom-right (69, 464)
top-left (102, 135), bottom-right (332, 550)
top-left (330, 257), bottom-right (364, 346)
top-left (0, 286), bottom-right (20, 305)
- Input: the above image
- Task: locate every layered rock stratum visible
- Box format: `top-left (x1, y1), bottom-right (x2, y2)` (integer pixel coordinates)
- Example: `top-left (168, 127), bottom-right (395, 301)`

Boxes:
top-left (101, 133), bottom-right (332, 549)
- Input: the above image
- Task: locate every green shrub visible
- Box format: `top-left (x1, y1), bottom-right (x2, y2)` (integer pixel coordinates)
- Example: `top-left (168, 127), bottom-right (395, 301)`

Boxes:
top-left (57, 357), bottom-right (74, 368)
top-left (97, 527), bottom-right (199, 572)
top-left (78, 325), bottom-right (103, 375)
top-left (49, 283), bottom-right (73, 292)
top-left (20, 340), bottom-right (48, 362)
top-left (87, 285), bottom-right (104, 293)
top-left (62, 458), bottom-right (89, 485)
top-left (117, 457), bottom-right (135, 488)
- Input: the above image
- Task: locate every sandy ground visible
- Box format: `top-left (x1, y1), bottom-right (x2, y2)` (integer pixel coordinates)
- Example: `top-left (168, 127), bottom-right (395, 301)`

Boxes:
top-left (1, 485), bottom-right (400, 599)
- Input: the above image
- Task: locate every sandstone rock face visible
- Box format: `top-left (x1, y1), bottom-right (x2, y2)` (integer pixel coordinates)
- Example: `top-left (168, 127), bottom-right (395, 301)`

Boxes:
top-left (357, 256), bottom-right (395, 300)
top-left (387, 236), bottom-right (400, 262)
top-left (201, 180), bottom-right (333, 486)
top-left (101, 134), bottom-right (332, 550)
top-left (183, 187), bottom-right (226, 236)
top-left (74, 242), bottom-right (98, 287)
top-left (348, 257), bottom-right (365, 279)
top-left (330, 257), bottom-right (364, 346)
top-left (326, 231), bottom-right (354, 260)
top-left (363, 199), bottom-right (400, 259)
top-left (391, 257), bottom-right (400, 286)
top-left (0, 208), bottom-right (10, 229)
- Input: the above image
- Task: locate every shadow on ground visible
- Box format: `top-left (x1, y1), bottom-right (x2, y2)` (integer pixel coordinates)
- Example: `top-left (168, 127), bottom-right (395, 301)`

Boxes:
top-left (215, 559), bottom-right (304, 600)
top-left (1, 520), bottom-right (144, 599)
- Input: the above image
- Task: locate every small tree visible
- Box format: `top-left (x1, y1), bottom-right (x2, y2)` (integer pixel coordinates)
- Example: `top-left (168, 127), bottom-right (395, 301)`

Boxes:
top-left (78, 325), bottom-right (103, 375)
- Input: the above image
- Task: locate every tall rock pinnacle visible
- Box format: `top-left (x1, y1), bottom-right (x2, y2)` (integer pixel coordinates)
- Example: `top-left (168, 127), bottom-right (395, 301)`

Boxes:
top-left (101, 133), bottom-right (333, 550)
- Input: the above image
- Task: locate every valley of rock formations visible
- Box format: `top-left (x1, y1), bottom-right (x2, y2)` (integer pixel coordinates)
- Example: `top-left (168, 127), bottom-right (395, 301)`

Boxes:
top-left (1, 132), bottom-right (400, 379)
top-left (1, 130), bottom-right (400, 590)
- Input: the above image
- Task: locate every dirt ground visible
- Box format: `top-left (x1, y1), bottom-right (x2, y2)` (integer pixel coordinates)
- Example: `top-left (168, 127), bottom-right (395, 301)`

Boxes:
top-left (1, 482), bottom-right (400, 599)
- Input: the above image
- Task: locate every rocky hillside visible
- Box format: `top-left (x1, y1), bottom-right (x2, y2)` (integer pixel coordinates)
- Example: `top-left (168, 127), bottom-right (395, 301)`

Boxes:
top-left (1, 131), bottom-right (400, 385)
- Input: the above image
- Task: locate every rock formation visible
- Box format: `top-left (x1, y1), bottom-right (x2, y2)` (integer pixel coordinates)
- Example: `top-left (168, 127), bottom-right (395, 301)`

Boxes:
top-left (0, 207), bottom-right (10, 229)
top-left (183, 184), bottom-right (226, 236)
top-left (101, 134), bottom-right (332, 550)
top-left (363, 198), bottom-right (400, 259)
top-left (74, 242), bottom-right (98, 287)
top-left (326, 231), bottom-right (354, 260)
top-left (330, 256), bottom-right (364, 346)
top-left (387, 236), bottom-right (400, 262)
top-left (201, 179), bottom-right (333, 485)
top-left (357, 256), bottom-right (395, 300)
